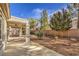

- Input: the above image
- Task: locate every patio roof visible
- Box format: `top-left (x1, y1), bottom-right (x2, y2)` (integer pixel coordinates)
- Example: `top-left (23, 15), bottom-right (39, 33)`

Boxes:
top-left (8, 16), bottom-right (27, 23)
top-left (0, 3), bottom-right (10, 19)
top-left (7, 16), bottom-right (28, 28)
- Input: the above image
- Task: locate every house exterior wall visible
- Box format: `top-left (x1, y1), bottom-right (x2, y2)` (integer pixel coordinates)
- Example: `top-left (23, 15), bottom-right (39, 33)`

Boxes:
top-left (71, 17), bottom-right (78, 29)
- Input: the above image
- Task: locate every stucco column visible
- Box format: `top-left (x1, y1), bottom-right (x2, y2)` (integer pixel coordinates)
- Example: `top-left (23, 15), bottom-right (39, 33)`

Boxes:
top-left (3, 18), bottom-right (7, 49)
top-left (7, 26), bottom-right (11, 41)
top-left (0, 15), bottom-right (8, 55)
top-left (25, 21), bottom-right (30, 45)
top-left (19, 27), bottom-right (22, 37)
top-left (0, 8), bottom-right (7, 55)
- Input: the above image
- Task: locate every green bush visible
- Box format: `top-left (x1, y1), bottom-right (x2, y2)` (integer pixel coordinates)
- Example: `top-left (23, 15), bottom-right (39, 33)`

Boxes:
top-left (35, 31), bottom-right (43, 39)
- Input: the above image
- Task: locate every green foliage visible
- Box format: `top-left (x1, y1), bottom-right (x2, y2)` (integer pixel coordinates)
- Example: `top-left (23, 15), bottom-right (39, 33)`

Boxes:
top-left (40, 10), bottom-right (49, 30)
top-left (35, 31), bottom-right (43, 37)
top-left (67, 4), bottom-right (74, 18)
top-left (35, 30), bottom-right (43, 40)
top-left (50, 9), bottom-right (72, 31)
top-left (28, 18), bottom-right (37, 30)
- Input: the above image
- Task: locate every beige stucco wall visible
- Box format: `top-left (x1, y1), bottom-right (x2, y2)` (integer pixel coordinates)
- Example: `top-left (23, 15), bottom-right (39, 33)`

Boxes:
top-left (71, 17), bottom-right (78, 29)
top-left (0, 8), bottom-right (7, 56)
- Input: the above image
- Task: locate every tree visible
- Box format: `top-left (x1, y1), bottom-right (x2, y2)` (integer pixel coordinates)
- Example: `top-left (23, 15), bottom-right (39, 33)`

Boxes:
top-left (28, 18), bottom-right (37, 30)
top-left (50, 9), bottom-right (72, 31)
top-left (67, 4), bottom-right (74, 18)
top-left (40, 9), bottom-right (49, 30)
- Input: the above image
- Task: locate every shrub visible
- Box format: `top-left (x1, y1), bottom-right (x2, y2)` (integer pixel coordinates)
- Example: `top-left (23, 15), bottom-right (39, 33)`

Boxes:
top-left (35, 31), bottom-right (43, 40)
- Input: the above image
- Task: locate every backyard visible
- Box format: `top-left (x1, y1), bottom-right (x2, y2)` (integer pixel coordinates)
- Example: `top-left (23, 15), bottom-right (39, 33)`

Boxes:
top-left (24, 3), bottom-right (79, 56)
top-left (31, 30), bottom-right (79, 56)
top-left (1, 3), bottom-right (79, 56)
top-left (31, 36), bottom-right (79, 56)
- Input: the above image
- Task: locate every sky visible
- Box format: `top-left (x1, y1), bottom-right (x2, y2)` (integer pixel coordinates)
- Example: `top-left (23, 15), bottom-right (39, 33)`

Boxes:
top-left (10, 3), bottom-right (68, 19)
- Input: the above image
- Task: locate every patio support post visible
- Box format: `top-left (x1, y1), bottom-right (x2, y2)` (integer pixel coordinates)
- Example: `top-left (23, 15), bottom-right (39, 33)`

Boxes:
top-left (1, 15), bottom-right (8, 55)
top-left (25, 21), bottom-right (30, 45)
top-left (19, 27), bottom-right (22, 37)
top-left (8, 26), bottom-right (11, 41)
top-left (0, 7), bottom-right (8, 55)
top-left (3, 18), bottom-right (7, 49)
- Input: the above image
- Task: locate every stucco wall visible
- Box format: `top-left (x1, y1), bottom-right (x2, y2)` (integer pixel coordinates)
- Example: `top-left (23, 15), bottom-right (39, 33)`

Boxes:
top-left (71, 18), bottom-right (78, 29)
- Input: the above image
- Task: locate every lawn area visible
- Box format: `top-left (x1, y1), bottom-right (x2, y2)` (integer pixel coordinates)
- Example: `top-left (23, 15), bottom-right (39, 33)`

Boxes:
top-left (31, 35), bottom-right (79, 56)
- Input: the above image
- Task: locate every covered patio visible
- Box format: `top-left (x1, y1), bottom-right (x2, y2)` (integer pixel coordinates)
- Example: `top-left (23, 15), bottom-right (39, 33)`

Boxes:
top-left (0, 3), bottom-right (30, 55)
top-left (7, 16), bottom-right (29, 42)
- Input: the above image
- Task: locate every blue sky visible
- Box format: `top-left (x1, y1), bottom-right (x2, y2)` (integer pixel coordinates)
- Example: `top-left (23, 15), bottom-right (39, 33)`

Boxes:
top-left (10, 3), bottom-right (68, 19)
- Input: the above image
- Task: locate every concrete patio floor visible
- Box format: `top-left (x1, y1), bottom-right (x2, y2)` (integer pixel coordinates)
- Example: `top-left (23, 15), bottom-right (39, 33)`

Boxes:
top-left (3, 40), bottom-right (63, 56)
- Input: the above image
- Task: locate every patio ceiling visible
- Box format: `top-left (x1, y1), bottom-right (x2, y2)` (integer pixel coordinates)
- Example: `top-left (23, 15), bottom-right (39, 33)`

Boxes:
top-left (7, 21), bottom-right (26, 28)
top-left (0, 3), bottom-right (10, 19)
